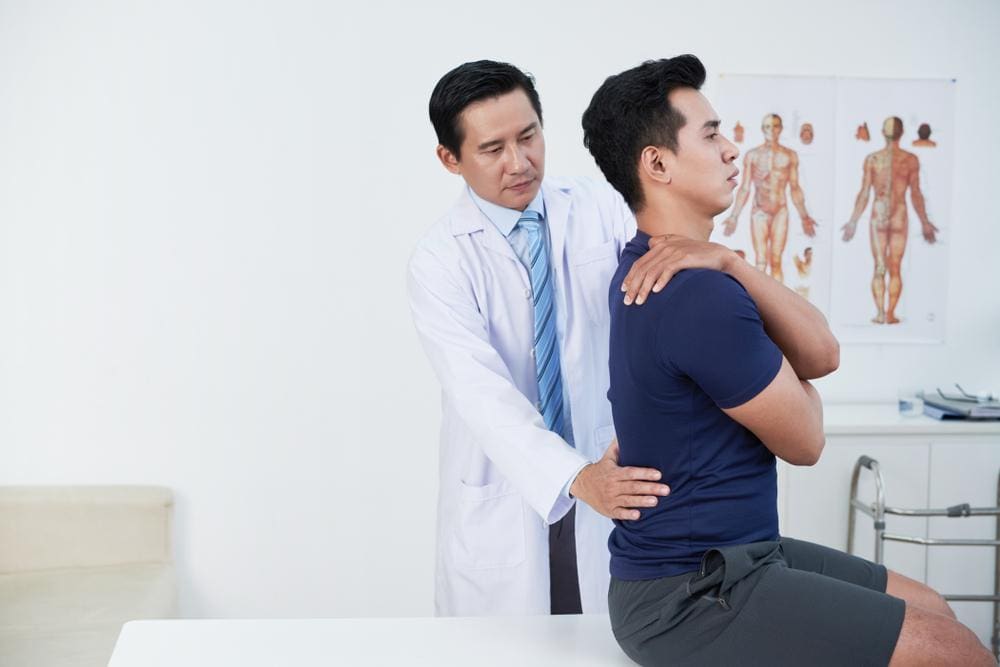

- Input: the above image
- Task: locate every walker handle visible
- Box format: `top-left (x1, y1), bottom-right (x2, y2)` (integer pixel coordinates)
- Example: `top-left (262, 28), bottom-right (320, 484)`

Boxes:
top-left (946, 503), bottom-right (972, 518)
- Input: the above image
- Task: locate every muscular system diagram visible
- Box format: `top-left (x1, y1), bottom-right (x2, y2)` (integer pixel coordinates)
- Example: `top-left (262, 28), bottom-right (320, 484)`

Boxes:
top-left (841, 117), bottom-right (939, 325)
top-left (716, 74), bottom-right (953, 342)
top-left (723, 114), bottom-right (817, 284)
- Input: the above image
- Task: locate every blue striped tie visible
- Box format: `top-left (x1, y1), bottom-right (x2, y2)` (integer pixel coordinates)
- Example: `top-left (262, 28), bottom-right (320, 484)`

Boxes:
top-left (514, 211), bottom-right (566, 440)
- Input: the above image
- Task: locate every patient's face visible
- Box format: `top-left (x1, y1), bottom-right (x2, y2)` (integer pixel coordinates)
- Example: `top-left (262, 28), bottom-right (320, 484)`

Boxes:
top-left (663, 88), bottom-right (740, 219)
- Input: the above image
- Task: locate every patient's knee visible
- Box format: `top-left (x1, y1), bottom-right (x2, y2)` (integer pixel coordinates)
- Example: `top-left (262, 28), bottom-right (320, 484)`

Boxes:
top-left (890, 604), bottom-right (992, 666)
top-left (887, 571), bottom-right (956, 619)
top-left (928, 589), bottom-right (955, 619)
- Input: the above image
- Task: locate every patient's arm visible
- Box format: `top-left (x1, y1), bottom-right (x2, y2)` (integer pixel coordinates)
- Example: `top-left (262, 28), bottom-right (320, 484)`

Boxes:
top-left (621, 237), bottom-right (838, 380)
top-left (723, 356), bottom-right (825, 466)
top-left (727, 260), bottom-right (839, 380)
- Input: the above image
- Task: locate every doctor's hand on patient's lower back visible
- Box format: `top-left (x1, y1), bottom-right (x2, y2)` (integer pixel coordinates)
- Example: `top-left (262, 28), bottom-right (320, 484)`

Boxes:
top-left (620, 235), bottom-right (737, 306)
top-left (569, 439), bottom-right (670, 520)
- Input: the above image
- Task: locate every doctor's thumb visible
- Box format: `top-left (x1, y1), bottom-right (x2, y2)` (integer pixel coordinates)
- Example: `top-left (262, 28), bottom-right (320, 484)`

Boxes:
top-left (603, 438), bottom-right (620, 463)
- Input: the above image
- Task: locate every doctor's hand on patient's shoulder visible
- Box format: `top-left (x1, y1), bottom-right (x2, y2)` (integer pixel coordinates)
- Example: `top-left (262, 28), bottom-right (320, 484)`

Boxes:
top-left (621, 235), bottom-right (736, 306)
top-left (569, 439), bottom-right (670, 521)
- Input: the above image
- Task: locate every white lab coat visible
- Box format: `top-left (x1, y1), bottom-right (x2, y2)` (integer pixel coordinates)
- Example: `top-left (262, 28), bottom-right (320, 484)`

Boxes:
top-left (407, 177), bottom-right (636, 616)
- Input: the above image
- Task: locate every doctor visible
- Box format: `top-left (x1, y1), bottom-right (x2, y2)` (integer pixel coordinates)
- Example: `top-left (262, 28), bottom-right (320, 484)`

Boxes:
top-left (407, 61), bottom-right (729, 616)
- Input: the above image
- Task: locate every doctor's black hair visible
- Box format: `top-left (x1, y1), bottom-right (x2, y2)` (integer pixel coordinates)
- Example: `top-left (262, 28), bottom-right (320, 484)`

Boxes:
top-left (582, 55), bottom-right (706, 212)
top-left (429, 60), bottom-right (543, 159)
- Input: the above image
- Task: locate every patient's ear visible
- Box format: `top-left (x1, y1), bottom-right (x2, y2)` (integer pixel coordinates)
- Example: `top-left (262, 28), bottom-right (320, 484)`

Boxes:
top-left (640, 145), bottom-right (672, 185)
top-left (436, 145), bottom-right (462, 175)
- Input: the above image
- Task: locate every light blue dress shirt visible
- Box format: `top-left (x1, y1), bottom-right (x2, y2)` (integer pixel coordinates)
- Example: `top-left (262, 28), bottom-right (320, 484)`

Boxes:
top-left (468, 187), bottom-right (585, 498)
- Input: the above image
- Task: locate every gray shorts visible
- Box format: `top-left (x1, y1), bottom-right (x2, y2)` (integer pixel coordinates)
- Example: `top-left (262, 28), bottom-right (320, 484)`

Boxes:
top-left (609, 537), bottom-right (906, 667)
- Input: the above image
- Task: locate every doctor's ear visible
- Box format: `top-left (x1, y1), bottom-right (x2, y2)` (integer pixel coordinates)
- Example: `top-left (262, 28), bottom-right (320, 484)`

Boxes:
top-left (640, 145), bottom-right (672, 185)
top-left (436, 145), bottom-right (462, 175)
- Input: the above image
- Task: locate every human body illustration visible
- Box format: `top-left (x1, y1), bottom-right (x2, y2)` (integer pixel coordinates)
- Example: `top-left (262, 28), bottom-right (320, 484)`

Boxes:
top-left (793, 246), bottom-right (813, 279)
top-left (913, 123), bottom-right (937, 148)
top-left (723, 114), bottom-right (817, 283)
top-left (799, 122), bottom-right (814, 145)
top-left (842, 117), bottom-right (939, 324)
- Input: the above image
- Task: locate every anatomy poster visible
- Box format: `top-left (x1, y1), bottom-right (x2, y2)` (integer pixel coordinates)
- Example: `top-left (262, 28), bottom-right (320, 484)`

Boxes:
top-left (713, 75), bottom-right (954, 344)
top-left (832, 78), bottom-right (953, 343)
top-left (714, 75), bottom-right (837, 318)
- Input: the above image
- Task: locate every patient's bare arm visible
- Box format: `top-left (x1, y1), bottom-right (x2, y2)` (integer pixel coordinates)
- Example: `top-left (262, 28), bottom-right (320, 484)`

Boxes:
top-left (620, 236), bottom-right (838, 379)
top-left (723, 357), bottom-right (825, 466)
top-left (726, 259), bottom-right (839, 380)
top-left (619, 236), bottom-right (735, 306)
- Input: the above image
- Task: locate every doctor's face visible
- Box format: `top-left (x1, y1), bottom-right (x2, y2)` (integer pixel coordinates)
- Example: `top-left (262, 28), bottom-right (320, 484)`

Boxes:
top-left (438, 88), bottom-right (545, 211)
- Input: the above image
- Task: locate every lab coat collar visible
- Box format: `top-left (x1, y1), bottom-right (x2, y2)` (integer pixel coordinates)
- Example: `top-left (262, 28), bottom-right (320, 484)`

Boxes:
top-left (448, 189), bottom-right (488, 235)
top-left (448, 181), bottom-right (569, 236)
top-left (447, 181), bottom-right (572, 266)
top-left (447, 189), bottom-right (517, 262)
top-left (467, 187), bottom-right (546, 238)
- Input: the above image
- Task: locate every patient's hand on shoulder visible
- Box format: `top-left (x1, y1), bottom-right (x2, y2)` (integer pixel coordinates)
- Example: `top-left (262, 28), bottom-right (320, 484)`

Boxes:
top-left (621, 236), bottom-right (736, 306)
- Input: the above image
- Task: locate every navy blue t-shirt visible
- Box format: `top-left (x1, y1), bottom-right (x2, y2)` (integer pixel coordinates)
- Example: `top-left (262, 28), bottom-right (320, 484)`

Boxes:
top-left (607, 231), bottom-right (783, 580)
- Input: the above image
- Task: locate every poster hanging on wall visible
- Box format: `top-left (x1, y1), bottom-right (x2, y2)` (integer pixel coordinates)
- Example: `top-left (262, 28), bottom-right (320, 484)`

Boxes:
top-left (714, 75), bottom-right (954, 344)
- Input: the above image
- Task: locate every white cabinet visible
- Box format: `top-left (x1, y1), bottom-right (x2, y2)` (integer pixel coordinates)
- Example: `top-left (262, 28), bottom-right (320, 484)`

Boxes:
top-left (778, 404), bottom-right (1000, 647)
top-left (782, 437), bottom-right (930, 583)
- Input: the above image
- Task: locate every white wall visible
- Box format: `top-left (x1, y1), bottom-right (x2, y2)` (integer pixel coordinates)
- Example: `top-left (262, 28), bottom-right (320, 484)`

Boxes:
top-left (1, 0), bottom-right (997, 618)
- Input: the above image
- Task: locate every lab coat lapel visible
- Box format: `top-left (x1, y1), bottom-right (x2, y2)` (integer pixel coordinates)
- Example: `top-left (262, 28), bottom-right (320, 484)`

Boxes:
top-left (481, 220), bottom-right (522, 266)
top-left (449, 189), bottom-right (520, 264)
top-left (543, 181), bottom-right (570, 288)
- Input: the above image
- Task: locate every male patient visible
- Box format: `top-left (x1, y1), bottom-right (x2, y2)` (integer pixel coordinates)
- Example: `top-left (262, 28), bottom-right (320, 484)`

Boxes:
top-left (582, 55), bottom-right (991, 666)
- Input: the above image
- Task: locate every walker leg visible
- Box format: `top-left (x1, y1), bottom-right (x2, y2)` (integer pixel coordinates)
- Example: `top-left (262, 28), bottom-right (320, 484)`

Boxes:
top-left (848, 456), bottom-right (886, 564)
top-left (848, 459), bottom-right (862, 554)
top-left (992, 470), bottom-right (999, 660)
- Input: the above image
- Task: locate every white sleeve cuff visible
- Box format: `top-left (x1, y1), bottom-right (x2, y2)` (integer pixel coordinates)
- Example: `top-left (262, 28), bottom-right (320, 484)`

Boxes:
top-left (546, 460), bottom-right (593, 524)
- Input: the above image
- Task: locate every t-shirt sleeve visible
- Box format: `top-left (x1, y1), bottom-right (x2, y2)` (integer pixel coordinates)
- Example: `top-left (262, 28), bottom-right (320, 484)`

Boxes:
top-left (657, 270), bottom-right (783, 409)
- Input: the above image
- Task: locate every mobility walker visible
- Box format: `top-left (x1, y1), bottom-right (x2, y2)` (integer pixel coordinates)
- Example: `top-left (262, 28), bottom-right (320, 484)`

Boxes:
top-left (848, 455), bottom-right (1000, 658)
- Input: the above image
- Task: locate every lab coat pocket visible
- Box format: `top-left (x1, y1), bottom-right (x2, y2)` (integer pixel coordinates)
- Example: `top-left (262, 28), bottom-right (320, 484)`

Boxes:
top-left (450, 480), bottom-right (526, 570)
top-left (572, 240), bottom-right (619, 323)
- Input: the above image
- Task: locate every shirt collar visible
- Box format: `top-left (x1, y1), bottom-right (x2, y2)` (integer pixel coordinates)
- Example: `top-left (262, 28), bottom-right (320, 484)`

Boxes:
top-left (468, 186), bottom-right (546, 238)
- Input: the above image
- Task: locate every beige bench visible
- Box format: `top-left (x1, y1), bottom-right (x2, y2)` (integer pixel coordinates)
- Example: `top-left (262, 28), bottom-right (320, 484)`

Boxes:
top-left (0, 486), bottom-right (176, 667)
